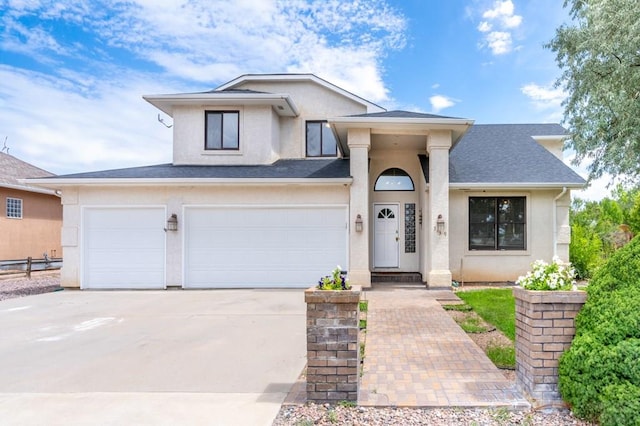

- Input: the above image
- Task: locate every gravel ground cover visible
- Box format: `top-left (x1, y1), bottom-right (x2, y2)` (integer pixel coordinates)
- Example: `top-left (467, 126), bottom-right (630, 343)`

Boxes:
top-left (0, 271), bottom-right (62, 301)
top-left (273, 404), bottom-right (594, 425)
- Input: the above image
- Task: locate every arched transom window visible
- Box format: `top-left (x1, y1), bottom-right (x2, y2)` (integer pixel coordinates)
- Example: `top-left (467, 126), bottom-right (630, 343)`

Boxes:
top-left (374, 168), bottom-right (414, 191)
top-left (377, 208), bottom-right (395, 219)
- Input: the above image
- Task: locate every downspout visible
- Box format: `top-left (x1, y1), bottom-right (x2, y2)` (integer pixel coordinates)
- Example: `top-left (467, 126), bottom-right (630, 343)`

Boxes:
top-left (553, 187), bottom-right (568, 258)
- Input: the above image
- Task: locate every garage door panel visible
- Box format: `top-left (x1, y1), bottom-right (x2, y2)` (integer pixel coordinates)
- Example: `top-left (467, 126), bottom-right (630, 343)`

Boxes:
top-left (185, 207), bottom-right (347, 288)
top-left (83, 208), bottom-right (165, 289)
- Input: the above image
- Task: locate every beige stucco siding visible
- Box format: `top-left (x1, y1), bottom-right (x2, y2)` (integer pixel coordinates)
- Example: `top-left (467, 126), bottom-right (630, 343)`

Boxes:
top-left (233, 81), bottom-right (368, 158)
top-left (59, 184), bottom-right (349, 288)
top-left (0, 188), bottom-right (62, 260)
top-left (173, 105), bottom-right (281, 165)
top-left (449, 189), bottom-right (561, 282)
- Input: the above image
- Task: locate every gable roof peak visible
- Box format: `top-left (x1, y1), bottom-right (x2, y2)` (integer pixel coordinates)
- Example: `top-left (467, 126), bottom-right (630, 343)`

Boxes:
top-left (216, 73), bottom-right (385, 113)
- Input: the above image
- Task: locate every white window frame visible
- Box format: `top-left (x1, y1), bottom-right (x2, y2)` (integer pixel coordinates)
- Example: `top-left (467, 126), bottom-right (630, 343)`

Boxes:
top-left (6, 197), bottom-right (22, 219)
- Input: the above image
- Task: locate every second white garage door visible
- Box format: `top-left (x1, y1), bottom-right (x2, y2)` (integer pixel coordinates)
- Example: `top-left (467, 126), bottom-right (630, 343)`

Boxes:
top-left (184, 206), bottom-right (348, 288)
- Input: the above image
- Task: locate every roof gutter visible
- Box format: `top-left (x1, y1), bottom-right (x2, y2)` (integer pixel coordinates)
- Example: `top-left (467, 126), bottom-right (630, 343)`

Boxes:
top-left (449, 182), bottom-right (585, 190)
top-left (24, 177), bottom-right (353, 188)
top-left (2, 182), bottom-right (60, 196)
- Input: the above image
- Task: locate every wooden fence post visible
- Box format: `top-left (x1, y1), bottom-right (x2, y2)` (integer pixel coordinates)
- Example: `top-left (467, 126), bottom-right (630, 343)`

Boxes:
top-left (26, 257), bottom-right (32, 279)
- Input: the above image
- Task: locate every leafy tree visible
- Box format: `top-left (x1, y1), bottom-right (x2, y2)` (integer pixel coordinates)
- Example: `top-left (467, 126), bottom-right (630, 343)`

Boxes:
top-left (547, 0), bottom-right (640, 184)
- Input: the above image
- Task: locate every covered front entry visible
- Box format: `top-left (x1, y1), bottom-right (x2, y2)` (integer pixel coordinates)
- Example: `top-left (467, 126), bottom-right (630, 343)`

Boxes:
top-left (373, 203), bottom-right (399, 268)
top-left (183, 206), bottom-right (348, 288)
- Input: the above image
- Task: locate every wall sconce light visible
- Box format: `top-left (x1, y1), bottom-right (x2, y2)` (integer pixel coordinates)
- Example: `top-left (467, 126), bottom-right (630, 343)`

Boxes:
top-left (436, 214), bottom-right (446, 236)
top-left (355, 214), bottom-right (363, 232)
top-left (165, 213), bottom-right (178, 232)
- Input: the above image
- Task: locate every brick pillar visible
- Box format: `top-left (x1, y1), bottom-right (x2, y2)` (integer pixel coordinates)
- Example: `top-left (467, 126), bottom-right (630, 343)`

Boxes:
top-left (513, 287), bottom-right (587, 406)
top-left (305, 286), bottom-right (361, 403)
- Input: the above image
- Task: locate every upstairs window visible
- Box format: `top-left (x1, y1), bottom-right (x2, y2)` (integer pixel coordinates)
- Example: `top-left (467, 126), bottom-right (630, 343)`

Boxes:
top-left (205, 111), bottom-right (239, 150)
top-left (6, 197), bottom-right (22, 219)
top-left (374, 168), bottom-right (414, 191)
top-left (306, 121), bottom-right (337, 157)
top-left (469, 197), bottom-right (526, 251)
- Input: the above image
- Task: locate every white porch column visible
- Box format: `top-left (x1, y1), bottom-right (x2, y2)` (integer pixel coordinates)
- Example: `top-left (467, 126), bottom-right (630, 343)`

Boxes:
top-left (427, 130), bottom-right (452, 288)
top-left (348, 128), bottom-right (371, 288)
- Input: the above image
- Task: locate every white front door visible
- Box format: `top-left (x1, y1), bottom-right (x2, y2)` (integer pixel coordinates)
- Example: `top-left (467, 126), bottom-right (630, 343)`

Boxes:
top-left (374, 204), bottom-right (399, 268)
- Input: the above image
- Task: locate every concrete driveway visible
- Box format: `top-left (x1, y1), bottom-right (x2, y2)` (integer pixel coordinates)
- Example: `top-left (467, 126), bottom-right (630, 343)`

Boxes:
top-left (0, 289), bottom-right (306, 426)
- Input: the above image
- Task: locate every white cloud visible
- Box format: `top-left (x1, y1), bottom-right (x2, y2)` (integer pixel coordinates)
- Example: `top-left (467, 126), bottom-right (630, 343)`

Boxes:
top-left (429, 95), bottom-right (456, 113)
top-left (521, 83), bottom-right (565, 121)
top-left (0, 65), bottom-right (173, 174)
top-left (477, 21), bottom-right (492, 32)
top-left (476, 0), bottom-right (522, 55)
top-left (485, 31), bottom-right (512, 55)
top-left (482, 0), bottom-right (522, 28)
top-left (0, 0), bottom-right (408, 174)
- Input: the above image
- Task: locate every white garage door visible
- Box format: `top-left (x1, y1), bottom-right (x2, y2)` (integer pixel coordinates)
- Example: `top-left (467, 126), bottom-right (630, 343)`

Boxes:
top-left (184, 206), bottom-right (348, 288)
top-left (83, 207), bottom-right (165, 289)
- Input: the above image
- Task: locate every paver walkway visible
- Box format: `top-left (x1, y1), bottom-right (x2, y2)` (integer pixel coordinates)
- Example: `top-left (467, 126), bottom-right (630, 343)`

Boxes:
top-left (358, 286), bottom-right (529, 408)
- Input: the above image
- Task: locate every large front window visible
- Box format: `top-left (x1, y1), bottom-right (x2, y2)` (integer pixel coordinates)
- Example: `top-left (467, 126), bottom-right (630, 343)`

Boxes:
top-left (205, 111), bottom-right (239, 150)
top-left (469, 197), bottom-right (526, 250)
top-left (306, 121), bottom-right (337, 157)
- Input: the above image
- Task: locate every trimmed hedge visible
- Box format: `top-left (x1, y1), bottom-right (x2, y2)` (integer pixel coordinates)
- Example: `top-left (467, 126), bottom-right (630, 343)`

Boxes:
top-left (558, 236), bottom-right (640, 425)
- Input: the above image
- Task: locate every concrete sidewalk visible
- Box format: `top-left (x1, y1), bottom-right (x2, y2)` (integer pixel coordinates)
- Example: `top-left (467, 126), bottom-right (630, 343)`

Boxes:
top-left (0, 290), bottom-right (307, 425)
top-left (358, 287), bottom-right (528, 409)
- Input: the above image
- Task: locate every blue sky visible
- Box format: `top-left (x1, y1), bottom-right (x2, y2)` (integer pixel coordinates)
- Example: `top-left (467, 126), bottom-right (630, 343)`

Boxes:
top-left (0, 0), bottom-right (607, 199)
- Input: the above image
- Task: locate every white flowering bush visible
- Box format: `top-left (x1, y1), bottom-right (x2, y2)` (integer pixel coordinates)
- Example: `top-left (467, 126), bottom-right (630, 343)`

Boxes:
top-left (516, 256), bottom-right (576, 291)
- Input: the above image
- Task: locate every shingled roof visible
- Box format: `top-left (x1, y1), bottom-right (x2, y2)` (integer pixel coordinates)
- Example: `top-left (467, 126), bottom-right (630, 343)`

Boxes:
top-left (0, 152), bottom-right (56, 194)
top-left (347, 110), bottom-right (463, 120)
top-left (448, 124), bottom-right (585, 186)
top-left (43, 159), bottom-right (350, 180)
top-left (36, 124), bottom-right (584, 188)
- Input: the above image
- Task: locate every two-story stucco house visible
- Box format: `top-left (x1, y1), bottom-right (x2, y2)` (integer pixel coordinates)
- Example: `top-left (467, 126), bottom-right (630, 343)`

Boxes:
top-left (29, 74), bottom-right (585, 290)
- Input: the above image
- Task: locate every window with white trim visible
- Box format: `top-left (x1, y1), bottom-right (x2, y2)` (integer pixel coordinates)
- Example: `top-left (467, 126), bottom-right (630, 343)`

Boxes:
top-left (469, 197), bottom-right (526, 250)
top-left (6, 197), bottom-right (22, 219)
top-left (205, 111), bottom-right (239, 150)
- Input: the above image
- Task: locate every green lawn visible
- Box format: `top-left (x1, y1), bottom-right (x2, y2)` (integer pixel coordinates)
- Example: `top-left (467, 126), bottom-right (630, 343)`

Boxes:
top-left (456, 288), bottom-right (516, 341)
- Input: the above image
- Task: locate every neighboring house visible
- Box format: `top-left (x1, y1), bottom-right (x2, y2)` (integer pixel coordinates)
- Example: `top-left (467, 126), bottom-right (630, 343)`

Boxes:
top-left (0, 152), bottom-right (62, 260)
top-left (28, 74), bottom-right (585, 290)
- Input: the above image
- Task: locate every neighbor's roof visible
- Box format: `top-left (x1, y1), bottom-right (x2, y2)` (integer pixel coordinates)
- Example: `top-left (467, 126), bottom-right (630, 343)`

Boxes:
top-left (28, 159), bottom-right (351, 186)
top-left (0, 152), bottom-right (58, 195)
top-left (448, 124), bottom-right (585, 187)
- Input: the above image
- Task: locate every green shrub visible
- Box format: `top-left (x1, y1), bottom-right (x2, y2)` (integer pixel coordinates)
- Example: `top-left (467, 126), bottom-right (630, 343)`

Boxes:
top-left (559, 236), bottom-right (640, 425)
top-left (600, 383), bottom-right (640, 426)
top-left (570, 223), bottom-right (603, 279)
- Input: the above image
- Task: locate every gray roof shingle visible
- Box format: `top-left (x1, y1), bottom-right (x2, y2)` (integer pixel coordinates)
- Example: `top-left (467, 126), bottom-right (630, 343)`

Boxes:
top-left (449, 124), bottom-right (584, 185)
top-left (0, 152), bottom-right (54, 190)
top-left (346, 110), bottom-right (464, 120)
top-left (48, 159), bottom-right (350, 180)
top-left (42, 124), bottom-right (584, 187)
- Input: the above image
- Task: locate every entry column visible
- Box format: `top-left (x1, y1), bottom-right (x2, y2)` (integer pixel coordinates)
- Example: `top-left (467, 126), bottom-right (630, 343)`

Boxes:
top-left (427, 130), bottom-right (452, 288)
top-left (348, 128), bottom-right (371, 287)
